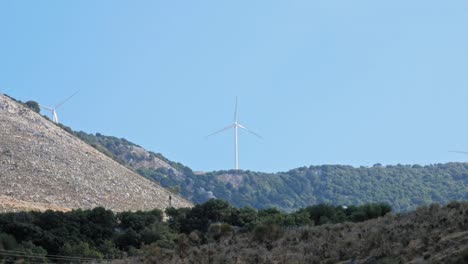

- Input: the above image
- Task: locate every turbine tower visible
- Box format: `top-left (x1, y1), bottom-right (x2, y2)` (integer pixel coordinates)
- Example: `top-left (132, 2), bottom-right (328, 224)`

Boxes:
top-left (40, 91), bottom-right (79, 123)
top-left (208, 97), bottom-right (261, 170)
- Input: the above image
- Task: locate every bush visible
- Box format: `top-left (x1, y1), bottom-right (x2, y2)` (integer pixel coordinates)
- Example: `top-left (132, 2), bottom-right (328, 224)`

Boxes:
top-left (60, 242), bottom-right (104, 262)
top-left (461, 247), bottom-right (468, 262)
top-left (253, 223), bottom-right (283, 242)
top-left (207, 223), bottom-right (233, 241)
top-left (25, 100), bottom-right (40, 113)
top-left (0, 232), bottom-right (18, 250)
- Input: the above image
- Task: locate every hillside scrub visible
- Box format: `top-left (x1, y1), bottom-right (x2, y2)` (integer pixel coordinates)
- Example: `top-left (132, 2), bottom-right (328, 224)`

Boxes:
top-left (0, 200), bottom-right (390, 263)
top-left (0, 199), bottom-right (466, 263)
top-left (124, 201), bottom-right (468, 264)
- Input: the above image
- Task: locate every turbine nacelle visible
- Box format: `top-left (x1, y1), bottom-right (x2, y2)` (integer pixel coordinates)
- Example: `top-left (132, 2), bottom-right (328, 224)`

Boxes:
top-left (449, 151), bottom-right (468, 155)
top-left (40, 91), bottom-right (79, 124)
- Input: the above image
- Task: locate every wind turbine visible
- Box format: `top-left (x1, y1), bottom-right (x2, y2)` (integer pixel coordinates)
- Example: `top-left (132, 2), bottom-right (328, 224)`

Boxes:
top-left (207, 97), bottom-right (261, 170)
top-left (448, 150), bottom-right (468, 163)
top-left (40, 91), bottom-right (79, 123)
top-left (0, 87), bottom-right (12, 96)
top-left (449, 151), bottom-right (468, 155)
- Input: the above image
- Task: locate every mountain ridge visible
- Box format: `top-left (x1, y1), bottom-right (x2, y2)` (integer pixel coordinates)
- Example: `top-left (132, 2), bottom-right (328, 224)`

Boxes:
top-left (74, 131), bottom-right (468, 212)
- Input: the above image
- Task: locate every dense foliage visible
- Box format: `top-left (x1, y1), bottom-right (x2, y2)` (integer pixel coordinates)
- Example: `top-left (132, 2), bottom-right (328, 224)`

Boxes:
top-left (0, 200), bottom-right (390, 263)
top-left (202, 164), bottom-right (468, 212)
top-left (24, 101), bottom-right (40, 113)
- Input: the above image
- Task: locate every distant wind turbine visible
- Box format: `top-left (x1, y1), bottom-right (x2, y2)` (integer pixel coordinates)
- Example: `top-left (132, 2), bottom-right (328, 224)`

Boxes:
top-left (40, 91), bottom-right (79, 123)
top-left (449, 150), bottom-right (468, 155)
top-left (0, 87), bottom-right (12, 96)
top-left (207, 97), bottom-right (261, 170)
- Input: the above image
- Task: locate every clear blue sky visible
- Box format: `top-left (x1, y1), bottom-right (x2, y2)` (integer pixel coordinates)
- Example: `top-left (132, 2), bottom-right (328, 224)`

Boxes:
top-left (1, 1), bottom-right (468, 172)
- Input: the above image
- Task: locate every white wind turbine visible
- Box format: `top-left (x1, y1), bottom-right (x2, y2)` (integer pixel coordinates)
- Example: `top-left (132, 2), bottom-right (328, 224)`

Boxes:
top-left (0, 87), bottom-right (12, 96)
top-left (40, 91), bottom-right (79, 123)
top-left (207, 97), bottom-right (261, 170)
top-left (449, 151), bottom-right (468, 155)
top-left (448, 150), bottom-right (468, 162)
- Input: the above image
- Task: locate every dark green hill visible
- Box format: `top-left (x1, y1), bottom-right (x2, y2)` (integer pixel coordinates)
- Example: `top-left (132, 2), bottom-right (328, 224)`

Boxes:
top-left (72, 131), bottom-right (468, 212)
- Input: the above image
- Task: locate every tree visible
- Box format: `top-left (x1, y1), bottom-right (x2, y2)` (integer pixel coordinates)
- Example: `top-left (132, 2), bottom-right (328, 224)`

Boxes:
top-left (25, 101), bottom-right (40, 113)
top-left (229, 207), bottom-right (257, 228)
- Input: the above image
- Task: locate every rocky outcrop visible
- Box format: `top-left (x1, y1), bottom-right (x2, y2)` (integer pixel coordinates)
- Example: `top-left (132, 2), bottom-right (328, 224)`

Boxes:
top-left (0, 95), bottom-right (192, 212)
top-left (116, 145), bottom-right (174, 170)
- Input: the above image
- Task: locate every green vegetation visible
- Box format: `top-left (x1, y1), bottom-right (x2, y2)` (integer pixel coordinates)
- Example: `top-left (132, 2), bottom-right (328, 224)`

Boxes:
top-left (24, 101), bottom-right (40, 113)
top-left (0, 200), bottom-right (389, 263)
top-left (149, 202), bottom-right (468, 264)
top-left (200, 164), bottom-right (468, 212)
top-left (2, 201), bottom-right (465, 264)
top-left (0, 207), bottom-right (166, 262)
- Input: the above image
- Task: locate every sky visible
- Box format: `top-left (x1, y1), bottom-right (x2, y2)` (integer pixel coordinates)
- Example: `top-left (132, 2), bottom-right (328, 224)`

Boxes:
top-left (1, 1), bottom-right (468, 173)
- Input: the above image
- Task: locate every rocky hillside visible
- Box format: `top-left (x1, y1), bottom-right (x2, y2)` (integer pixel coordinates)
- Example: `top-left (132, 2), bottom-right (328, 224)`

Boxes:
top-left (71, 131), bottom-right (203, 198)
top-left (0, 195), bottom-right (69, 213)
top-left (0, 95), bottom-right (192, 212)
top-left (72, 131), bottom-right (181, 172)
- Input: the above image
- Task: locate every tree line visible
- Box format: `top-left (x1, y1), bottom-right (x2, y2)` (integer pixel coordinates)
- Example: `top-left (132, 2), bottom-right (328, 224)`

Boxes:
top-left (0, 200), bottom-right (391, 263)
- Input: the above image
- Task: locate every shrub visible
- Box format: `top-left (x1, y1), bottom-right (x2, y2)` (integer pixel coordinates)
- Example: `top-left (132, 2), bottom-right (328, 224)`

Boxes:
top-left (207, 223), bottom-right (233, 241)
top-left (60, 242), bottom-right (103, 260)
top-left (461, 247), bottom-right (468, 262)
top-left (253, 223), bottom-right (283, 242)
top-left (0, 232), bottom-right (18, 250)
top-left (25, 100), bottom-right (40, 113)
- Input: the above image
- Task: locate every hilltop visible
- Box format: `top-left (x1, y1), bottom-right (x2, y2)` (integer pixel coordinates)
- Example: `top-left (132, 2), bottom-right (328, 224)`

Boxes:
top-left (0, 95), bottom-right (192, 212)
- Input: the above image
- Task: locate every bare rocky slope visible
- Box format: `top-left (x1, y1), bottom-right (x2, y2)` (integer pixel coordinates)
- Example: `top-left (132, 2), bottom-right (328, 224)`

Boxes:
top-left (0, 95), bottom-right (192, 211)
top-left (0, 195), bottom-right (70, 213)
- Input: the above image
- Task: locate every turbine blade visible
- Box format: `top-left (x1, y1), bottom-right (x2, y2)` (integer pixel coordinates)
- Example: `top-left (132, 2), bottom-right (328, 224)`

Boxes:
top-left (39, 105), bottom-right (54, 112)
top-left (55, 90), bottom-right (79, 109)
top-left (234, 97), bottom-right (238, 122)
top-left (237, 124), bottom-right (262, 139)
top-left (0, 88), bottom-right (11, 94)
top-left (206, 124), bottom-right (234, 137)
top-left (449, 150), bottom-right (468, 154)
